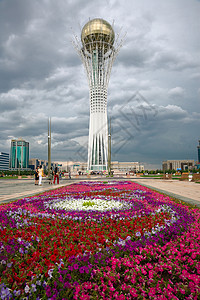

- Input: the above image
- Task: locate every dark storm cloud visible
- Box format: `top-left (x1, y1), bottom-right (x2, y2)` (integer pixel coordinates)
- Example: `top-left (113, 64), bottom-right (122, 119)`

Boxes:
top-left (0, 0), bottom-right (83, 92)
top-left (0, 0), bottom-right (200, 167)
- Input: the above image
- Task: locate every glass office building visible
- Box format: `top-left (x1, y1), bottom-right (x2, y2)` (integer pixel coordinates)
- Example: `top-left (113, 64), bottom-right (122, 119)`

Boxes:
top-left (10, 139), bottom-right (29, 169)
top-left (0, 152), bottom-right (9, 170)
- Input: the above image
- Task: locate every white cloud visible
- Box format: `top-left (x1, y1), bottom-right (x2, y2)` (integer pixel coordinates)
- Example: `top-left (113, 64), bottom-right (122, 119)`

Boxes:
top-left (168, 87), bottom-right (185, 98)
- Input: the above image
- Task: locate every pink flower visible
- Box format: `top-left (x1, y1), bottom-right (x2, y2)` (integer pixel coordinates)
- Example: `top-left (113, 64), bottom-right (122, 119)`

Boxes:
top-left (83, 282), bottom-right (93, 290)
top-left (118, 295), bottom-right (126, 300)
top-left (149, 270), bottom-right (154, 279)
top-left (146, 263), bottom-right (153, 269)
top-left (121, 283), bottom-right (127, 290)
top-left (130, 288), bottom-right (138, 297)
top-left (179, 288), bottom-right (185, 294)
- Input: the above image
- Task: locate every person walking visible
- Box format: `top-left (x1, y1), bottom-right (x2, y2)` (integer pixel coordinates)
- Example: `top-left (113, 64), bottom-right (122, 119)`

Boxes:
top-left (34, 166), bottom-right (39, 185)
top-left (53, 167), bottom-right (59, 184)
top-left (38, 165), bottom-right (44, 186)
top-left (49, 167), bottom-right (54, 184)
top-left (59, 171), bottom-right (62, 181)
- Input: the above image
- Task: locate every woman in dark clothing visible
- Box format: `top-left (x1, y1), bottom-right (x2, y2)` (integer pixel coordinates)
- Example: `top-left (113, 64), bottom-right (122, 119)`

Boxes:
top-left (53, 167), bottom-right (59, 184)
top-left (34, 167), bottom-right (39, 185)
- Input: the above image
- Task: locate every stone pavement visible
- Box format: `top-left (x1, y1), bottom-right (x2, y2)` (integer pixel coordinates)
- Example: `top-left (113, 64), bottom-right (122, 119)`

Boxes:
top-left (0, 177), bottom-right (121, 203)
top-left (0, 178), bottom-right (77, 204)
top-left (132, 178), bottom-right (200, 208)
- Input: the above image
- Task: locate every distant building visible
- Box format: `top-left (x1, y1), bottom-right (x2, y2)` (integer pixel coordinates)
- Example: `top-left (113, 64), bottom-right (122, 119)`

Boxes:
top-left (29, 158), bottom-right (58, 171)
top-left (58, 161), bottom-right (87, 173)
top-left (58, 161), bottom-right (144, 173)
top-left (10, 139), bottom-right (29, 170)
top-left (0, 152), bottom-right (9, 171)
top-left (194, 140), bottom-right (200, 169)
top-left (197, 140), bottom-right (200, 163)
top-left (162, 160), bottom-right (195, 171)
top-left (111, 161), bottom-right (144, 173)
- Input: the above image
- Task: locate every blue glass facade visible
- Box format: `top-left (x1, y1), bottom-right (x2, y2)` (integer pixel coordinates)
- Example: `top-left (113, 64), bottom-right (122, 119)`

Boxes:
top-left (10, 139), bottom-right (29, 169)
top-left (0, 152), bottom-right (9, 170)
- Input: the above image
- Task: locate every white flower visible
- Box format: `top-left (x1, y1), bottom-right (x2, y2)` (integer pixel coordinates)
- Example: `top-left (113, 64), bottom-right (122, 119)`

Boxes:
top-left (25, 285), bottom-right (30, 293)
top-left (48, 197), bottom-right (131, 212)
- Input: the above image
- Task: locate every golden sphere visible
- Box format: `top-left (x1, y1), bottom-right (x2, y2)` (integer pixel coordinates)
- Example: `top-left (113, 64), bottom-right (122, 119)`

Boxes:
top-left (81, 18), bottom-right (115, 53)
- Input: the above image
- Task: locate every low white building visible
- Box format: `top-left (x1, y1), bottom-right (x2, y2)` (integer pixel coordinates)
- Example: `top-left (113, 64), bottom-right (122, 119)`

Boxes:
top-left (57, 160), bottom-right (144, 174)
top-left (111, 161), bottom-right (144, 173)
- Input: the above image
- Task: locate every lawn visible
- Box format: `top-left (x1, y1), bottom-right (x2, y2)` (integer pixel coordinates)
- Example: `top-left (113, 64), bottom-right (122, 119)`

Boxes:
top-left (0, 181), bottom-right (200, 299)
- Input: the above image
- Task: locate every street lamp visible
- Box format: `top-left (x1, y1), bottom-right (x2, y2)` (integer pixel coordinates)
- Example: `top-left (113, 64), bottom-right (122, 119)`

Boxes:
top-left (48, 118), bottom-right (51, 177)
top-left (107, 118), bottom-right (111, 176)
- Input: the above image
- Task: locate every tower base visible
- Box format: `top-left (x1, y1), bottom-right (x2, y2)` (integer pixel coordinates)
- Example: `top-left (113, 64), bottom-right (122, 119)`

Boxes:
top-left (90, 165), bottom-right (107, 171)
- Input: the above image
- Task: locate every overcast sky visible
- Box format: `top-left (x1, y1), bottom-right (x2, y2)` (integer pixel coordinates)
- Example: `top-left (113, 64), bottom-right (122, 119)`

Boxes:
top-left (0, 0), bottom-right (200, 169)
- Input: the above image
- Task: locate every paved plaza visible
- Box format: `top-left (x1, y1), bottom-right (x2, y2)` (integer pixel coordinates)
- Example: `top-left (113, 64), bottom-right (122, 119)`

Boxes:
top-left (0, 178), bottom-right (77, 203)
top-left (0, 177), bottom-right (200, 207)
top-left (132, 178), bottom-right (200, 208)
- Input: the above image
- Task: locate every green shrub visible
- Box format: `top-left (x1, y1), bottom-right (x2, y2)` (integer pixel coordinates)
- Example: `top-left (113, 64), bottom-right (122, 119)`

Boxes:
top-left (82, 201), bottom-right (96, 207)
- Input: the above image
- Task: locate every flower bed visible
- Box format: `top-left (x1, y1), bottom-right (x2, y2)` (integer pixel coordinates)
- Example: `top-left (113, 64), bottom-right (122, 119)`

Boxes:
top-left (0, 181), bottom-right (200, 299)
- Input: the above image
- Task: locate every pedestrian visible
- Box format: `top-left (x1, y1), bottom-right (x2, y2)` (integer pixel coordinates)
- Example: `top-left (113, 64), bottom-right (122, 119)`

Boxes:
top-left (69, 170), bottom-right (71, 180)
top-left (53, 167), bottom-right (59, 184)
top-left (49, 167), bottom-right (53, 184)
top-left (34, 166), bottom-right (39, 185)
top-left (38, 165), bottom-right (44, 186)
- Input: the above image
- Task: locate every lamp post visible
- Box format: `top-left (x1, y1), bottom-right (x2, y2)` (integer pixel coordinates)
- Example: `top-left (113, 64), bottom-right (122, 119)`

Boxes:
top-left (108, 118), bottom-right (111, 176)
top-left (48, 117), bottom-right (51, 177)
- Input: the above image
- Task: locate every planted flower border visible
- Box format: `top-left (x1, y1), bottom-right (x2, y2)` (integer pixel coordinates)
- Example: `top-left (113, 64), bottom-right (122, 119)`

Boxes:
top-left (0, 181), bottom-right (200, 299)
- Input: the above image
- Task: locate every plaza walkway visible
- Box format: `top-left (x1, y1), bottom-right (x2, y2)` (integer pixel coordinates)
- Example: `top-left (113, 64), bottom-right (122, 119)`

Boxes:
top-left (0, 178), bottom-right (77, 204)
top-left (132, 178), bottom-right (200, 207)
top-left (0, 177), bottom-right (200, 208)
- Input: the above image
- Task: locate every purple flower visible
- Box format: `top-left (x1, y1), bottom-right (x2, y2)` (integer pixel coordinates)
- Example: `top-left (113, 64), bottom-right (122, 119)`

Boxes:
top-left (79, 266), bottom-right (85, 273)
top-left (73, 263), bottom-right (79, 270)
top-left (64, 282), bottom-right (71, 288)
top-left (84, 266), bottom-right (89, 274)
top-left (42, 281), bottom-right (47, 287)
top-left (31, 284), bottom-right (37, 292)
top-left (19, 247), bottom-right (24, 254)
top-left (68, 265), bottom-right (74, 271)
top-left (0, 284), bottom-right (12, 299)
top-left (136, 232), bottom-right (141, 237)
top-left (13, 290), bottom-right (21, 296)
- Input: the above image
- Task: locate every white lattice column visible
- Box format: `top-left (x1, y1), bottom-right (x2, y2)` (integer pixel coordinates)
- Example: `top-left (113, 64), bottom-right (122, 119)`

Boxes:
top-left (72, 18), bottom-right (124, 171)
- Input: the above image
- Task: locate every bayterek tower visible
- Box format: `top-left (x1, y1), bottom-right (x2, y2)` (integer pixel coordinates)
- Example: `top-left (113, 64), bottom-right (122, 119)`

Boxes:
top-left (73, 18), bottom-right (123, 171)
